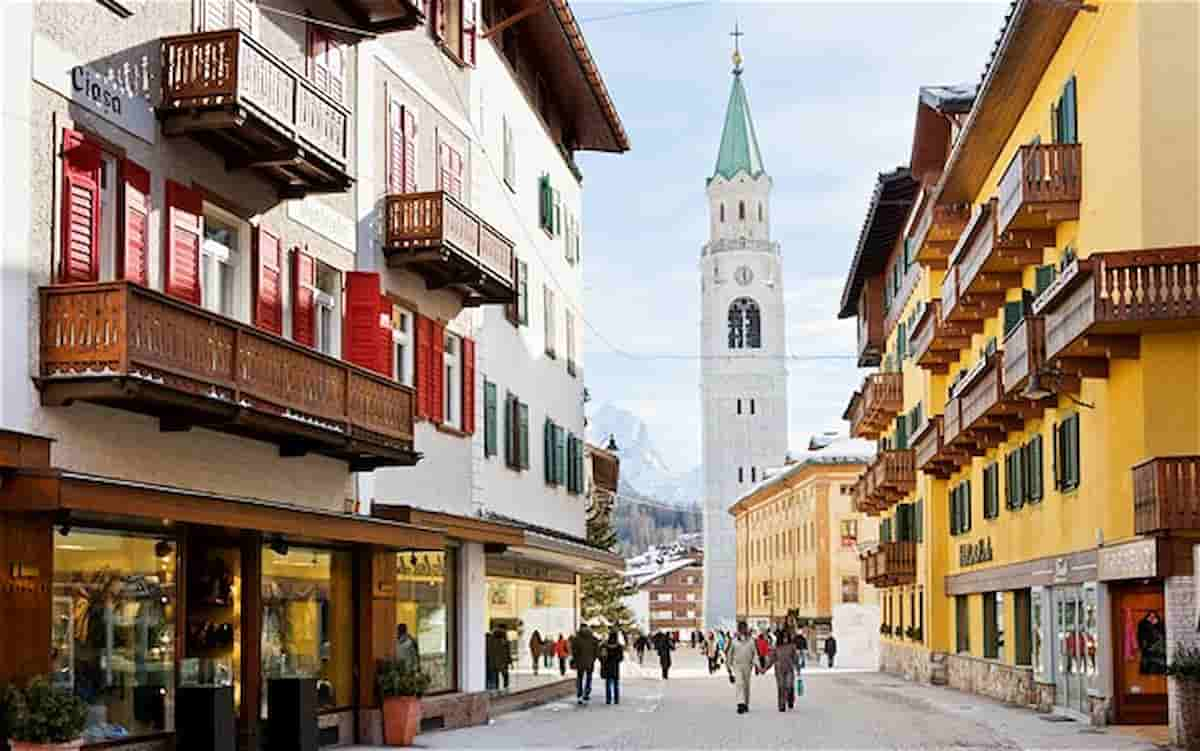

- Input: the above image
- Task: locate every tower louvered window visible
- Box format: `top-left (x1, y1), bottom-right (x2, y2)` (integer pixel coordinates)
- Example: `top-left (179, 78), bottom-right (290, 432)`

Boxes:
top-left (728, 297), bottom-right (761, 349)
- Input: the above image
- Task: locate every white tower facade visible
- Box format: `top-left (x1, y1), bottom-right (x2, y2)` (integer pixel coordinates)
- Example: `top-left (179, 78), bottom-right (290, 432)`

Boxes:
top-left (701, 54), bottom-right (788, 628)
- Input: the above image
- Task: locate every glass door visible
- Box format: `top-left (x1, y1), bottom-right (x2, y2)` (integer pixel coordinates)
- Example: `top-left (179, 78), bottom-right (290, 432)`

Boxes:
top-left (1052, 585), bottom-right (1091, 714)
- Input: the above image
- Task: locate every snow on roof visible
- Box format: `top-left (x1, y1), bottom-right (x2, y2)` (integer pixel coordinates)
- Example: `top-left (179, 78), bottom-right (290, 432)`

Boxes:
top-left (625, 556), bottom-right (699, 589)
top-left (729, 435), bottom-right (875, 510)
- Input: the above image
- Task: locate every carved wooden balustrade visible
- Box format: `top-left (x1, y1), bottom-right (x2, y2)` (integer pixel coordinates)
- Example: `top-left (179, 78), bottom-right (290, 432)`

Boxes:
top-left (910, 300), bottom-right (976, 374)
top-left (864, 541), bottom-right (917, 587)
top-left (39, 282), bottom-right (416, 469)
top-left (868, 450), bottom-right (916, 508)
top-left (1035, 248), bottom-right (1200, 373)
top-left (913, 415), bottom-right (961, 478)
top-left (884, 262), bottom-right (922, 336)
top-left (159, 30), bottom-right (353, 196)
top-left (844, 372), bottom-right (903, 440)
top-left (1001, 315), bottom-right (1045, 396)
top-left (997, 143), bottom-right (1082, 233)
top-left (911, 197), bottom-right (972, 268)
top-left (384, 191), bottom-right (517, 306)
top-left (1134, 456), bottom-right (1200, 535)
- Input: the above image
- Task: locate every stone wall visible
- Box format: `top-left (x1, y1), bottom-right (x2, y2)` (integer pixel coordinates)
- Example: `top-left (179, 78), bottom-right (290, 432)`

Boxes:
top-left (879, 639), bottom-right (932, 683)
top-left (1166, 574), bottom-right (1199, 746)
top-left (945, 653), bottom-right (1037, 707)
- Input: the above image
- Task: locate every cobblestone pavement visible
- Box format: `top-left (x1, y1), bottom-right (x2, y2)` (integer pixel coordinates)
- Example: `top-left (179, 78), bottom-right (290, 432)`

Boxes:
top-left (351, 650), bottom-right (1161, 750)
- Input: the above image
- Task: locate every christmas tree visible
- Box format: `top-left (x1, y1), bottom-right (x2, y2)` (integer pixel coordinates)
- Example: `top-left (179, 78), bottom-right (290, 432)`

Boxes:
top-left (581, 488), bottom-right (635, 634)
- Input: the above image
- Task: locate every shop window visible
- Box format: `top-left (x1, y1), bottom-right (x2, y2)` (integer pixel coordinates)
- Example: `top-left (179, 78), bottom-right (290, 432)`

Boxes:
top-left (53, 529), bottom-right (177, 742)
top-left (484, 577), bottom-right (576, 692)
top-left (983, 591), bottom-right (1004, 659)
top-left (1014, 588), bottom-right (1033, 666)
top-left (956, 595), bottom-right (970, 654)
top-left (261, 545), bottom-right (354, 714)
top-left (396, 550), bottom-right (457, 693)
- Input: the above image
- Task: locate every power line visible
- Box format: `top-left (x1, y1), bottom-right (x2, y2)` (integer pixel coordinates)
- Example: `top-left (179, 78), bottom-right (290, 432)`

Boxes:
top-left (577, 1), bottom-right (710, 24)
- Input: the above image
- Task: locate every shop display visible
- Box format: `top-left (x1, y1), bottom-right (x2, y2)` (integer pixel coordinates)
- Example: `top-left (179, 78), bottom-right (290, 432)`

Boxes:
top-left (396, 550), bottom-right (456, 694)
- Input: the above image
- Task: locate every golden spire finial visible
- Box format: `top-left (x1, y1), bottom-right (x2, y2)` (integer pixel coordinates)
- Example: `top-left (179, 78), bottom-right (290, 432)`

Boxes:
top-left (730, 21), bottom-right (744, 73)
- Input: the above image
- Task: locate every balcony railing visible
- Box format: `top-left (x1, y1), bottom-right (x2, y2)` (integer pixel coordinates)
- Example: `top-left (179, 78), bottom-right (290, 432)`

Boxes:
top-left (1001, 315), bottom-right (1044, 396)
top-left (38, 282), bottom-right (416, 469)
top-left (913, 415), bottom-right (961, 478)
top-left (997, 143), bottom-right (1082, 234)
top-left (869, 449), bottom-right (916, 505)
top-left (944, 201), bottom-right (1052, 323)
top-left (857, 276), bottom-right (884, 367)
top-left (910, 300), bottom-right (975, 373)
top-left (159, 30), bottom-right (352, 197)
top-left (384, 191), bottom-right (517, 306)
top-left (911, 200), bottom-right (972, 267)
top-left (1134, 456), bottom-right (1200, 536)
top-left (844, 372), bottom-right (903, 439)
top-left (943, 392), bottom-right (964, 448)
top-left (885, 262), bottom-right (922, 336)
top-left (864, 541), bottom-right (917, 587)
top-left (1036, 248), bottom-right (1200, 367)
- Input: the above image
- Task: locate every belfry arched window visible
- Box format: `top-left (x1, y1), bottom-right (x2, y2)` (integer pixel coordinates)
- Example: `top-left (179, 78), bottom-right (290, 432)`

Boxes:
top-left (728, 297), bottom-right (762, 349)
top-left (758, 203), bottom-right (763, 221)
top-left (719, 203), bottom-right (725, 222)
top-left (738, 201), bottom-right (746, 220)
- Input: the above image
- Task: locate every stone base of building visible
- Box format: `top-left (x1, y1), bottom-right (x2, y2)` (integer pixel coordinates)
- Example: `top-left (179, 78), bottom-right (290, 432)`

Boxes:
top-left (879, 639), bottom-right (932, 684)
top-left (490, 678), bottom-right (576, 717)
top-left (945, 653), bottom-right (1037, 707)
top-left (1035, 681), bottom-right (1056, 713)
top-left (357, 691), bottom-right (492, 743)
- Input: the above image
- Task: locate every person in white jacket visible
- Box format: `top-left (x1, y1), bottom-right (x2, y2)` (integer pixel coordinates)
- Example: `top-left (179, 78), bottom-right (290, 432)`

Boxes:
top-left (726, 621), bottom-right (758, 714)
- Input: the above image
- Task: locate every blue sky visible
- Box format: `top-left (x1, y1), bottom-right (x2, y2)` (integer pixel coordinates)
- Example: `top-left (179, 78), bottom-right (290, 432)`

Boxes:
top-left (575, 2), bottom-right (1009, 473)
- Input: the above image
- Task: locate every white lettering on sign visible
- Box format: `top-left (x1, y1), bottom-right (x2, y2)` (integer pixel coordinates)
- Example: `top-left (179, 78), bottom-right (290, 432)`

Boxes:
top-left (33, 34), bottom-right (157, 144)
top-left (287, 197), bottom-right (356, 252)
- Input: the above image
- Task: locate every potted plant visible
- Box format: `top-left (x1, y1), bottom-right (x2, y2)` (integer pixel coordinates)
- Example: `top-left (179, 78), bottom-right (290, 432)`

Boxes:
top-left (1167, 644), bottom-right (1200, 749)
top-left (3, 677), bottom-right (88, 750)
top-left (376, 660), bottom-right (431, 747)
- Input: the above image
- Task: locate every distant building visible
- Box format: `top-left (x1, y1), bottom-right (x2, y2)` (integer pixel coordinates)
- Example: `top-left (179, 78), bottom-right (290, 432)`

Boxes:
top-left (624, 538), bottom-right (704, 637)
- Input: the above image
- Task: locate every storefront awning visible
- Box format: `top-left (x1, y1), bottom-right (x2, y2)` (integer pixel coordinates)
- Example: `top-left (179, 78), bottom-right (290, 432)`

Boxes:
top-left (0, 469), bottom-right (444, 550)
top-left (373, 505), bottom-right (525, 547)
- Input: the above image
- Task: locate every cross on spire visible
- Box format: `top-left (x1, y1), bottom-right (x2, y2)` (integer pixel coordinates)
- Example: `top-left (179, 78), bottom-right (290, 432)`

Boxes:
top-left (730, 21), bottom-right (744, 73)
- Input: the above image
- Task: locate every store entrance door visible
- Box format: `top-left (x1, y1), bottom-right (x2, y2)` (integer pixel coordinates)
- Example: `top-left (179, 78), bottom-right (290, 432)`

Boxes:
top-left (1052, 584), bottom-right (1097, 715)
top-left (1111, 583), bottom-right (1168, 724)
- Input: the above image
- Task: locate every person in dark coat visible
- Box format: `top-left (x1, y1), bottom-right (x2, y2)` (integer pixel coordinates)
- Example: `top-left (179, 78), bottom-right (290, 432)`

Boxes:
top-left (529, 630), bottom-right (544, 676)
top-left (599, 631), bottom-right (625, 705)
top-left (795, 629), bottom-right (808, 669)
top-left (824, 634), bottom-right (838, 668)
top-left (760, 629), bottom-right (799, 711)
top-left (486, 628), bottom-right (511, 691)
top-left (634, 633), bottom-right (649, 665)
top-left (570, 624), bottom-right (600, 704)
top-left (653, 631), bottom-right (675, 680)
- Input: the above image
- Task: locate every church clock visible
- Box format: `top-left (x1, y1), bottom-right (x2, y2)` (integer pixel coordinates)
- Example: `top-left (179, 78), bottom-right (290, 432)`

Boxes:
top-left (734, 266), bottom-right (754, 286)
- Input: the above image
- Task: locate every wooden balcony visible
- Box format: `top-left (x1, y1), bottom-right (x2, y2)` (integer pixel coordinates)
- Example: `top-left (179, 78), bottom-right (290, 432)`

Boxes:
top-left (159, 30), bottom-right (352, 197)
top-left (942, 200), bottom-right (1054, 323)
top-left (949, 351), bottom-right (1040, 458)
top-left (997, 143), bottom-right (1082, 234)
top-left (884, 262), bottom-right (922, 336)
top-left (843, 372), bottom-right (903, 439)
top-left (999, 314), bottom-right (1074, 398)
top-left (909, 300), bottom-right (978, 374)
top-left (384, 191), bottom-right (516, 306)
top-left (911, 199), bottom-right (972, 268)
top-left (869, 449), bottom-right (916, 506)
top-left (856, 276), bottom-right (885, 367)
top-left (342, 0), bottom-right (423, 32)
top-left (38, 282), bottom-right (417, 470)
top-left (913, 415), bottom-right (964, 479)
top-left (1134, 456), bottom-right (1200, 536)
top-left (863, 541), bottom-right (917, 587)
top-left (1035, 248), bottom-right (1200, 376)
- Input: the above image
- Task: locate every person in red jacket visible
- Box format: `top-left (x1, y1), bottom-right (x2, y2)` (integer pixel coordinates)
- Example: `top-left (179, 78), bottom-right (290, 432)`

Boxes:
top-left (755, 631), bottom-right (770, 670)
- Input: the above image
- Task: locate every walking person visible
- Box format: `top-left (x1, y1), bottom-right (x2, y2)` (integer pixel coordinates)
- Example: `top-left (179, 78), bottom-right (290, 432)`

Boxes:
top-left (634, 633), bottom-right (649, 665)
top-left (727, 621), bottom-right (758, 714)
top-left (825, 634), bottom-right (838, 668)
top-left (755, 630), bottom-right (770, 671)
top-left (654, 631), bottom-right (675, 680)
top-left (570, 623), bottom-right (600, 705)
top-left (760, 629), bottom-right (799, 712)
top-left (554, 633), bottom-right (570, 676)
top-left (529, 630), bottom-right (544, 676)
top-left (599, 630), bottom-right (624, 705)
top-left (486, 627), bottom-right (511, 692)
top-left (795, 629), bottom-right (808, 669)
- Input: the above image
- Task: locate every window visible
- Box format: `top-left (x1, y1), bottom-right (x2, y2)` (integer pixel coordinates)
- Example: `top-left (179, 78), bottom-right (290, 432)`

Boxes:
top-left (200, 206), bottom-right (247, 320)
top-left (432, 0), bottom-right (476, 65)
top-left (543, 285), bottom-right (556, 357)
top-left (738, 467), bottom-right (744, 483)
top-left (1005, 447), bottom-right (1025, 510)
top-left (842, 576), bottom-right (859, 604)
top-left (758, 203), bottom-right (763, 221)
top-left (443, 332), bottom-right (462, 430)
top-left (950, 480), bottom-right (972, 535)
top-left (737, 398), bottom-right (742, 415)
top-left (956, 595), bottom-right (970, 654)
top-left (504, 392), bottom-right (529, 470)
top-left (1034, 265), bottom-right (1056, 297)
top-left (840, 519), bottom-right (858, 547)
top-left (53, 529), bottom-right (176, 741)
top-left (200, 0), bottom-right (255, 34)
top-left (566, 308), bottom-right (576, 376)
top-left (436, 138), bottom-right (465, 200)
top-left (686, 592), bottom-right (696, 601)
top-left (502, 116), bottom-right (515, 190)
top-left (307, 25), bottom-right (346, 101)
top-left (388, 99), bottom-right (418, 195)
top-left (983, 591), bottom-right (1004, 659)
top-left (391, 305), bottom-right (414, 386)
top-left (1025, 435), bottom-right (1045, 502)
top-left (1014, 588), bottom-right (1033, 666)
top-left (738, 200), bottom-right (745, 220)
top-left (1052, 75), bottom-right (1078, 145)
top-left (507, 258), bottom-right (529, 326)
top-left (727, 297), bottom-right (762, 349)
top-left (983, 463), bottom-right (1000, 519)
top-left (483, 380), bottom-right (498, 457)
top-left (751, 467), bottom-right (757, 483)
top-left (314, 264), bottom-right (340, 357)
top-left (395, 550), bottom-right (457, 693)
top-left (719, 203), bottom-right (725, 222)
top-left (538, 175), bottom-right (554, 234)
top-left (750, 398), bottom-right (756, 415)
top-left (1054, 414), bottom-right (1081, 491)
top-left (656, 592), bottom-right (671, 602)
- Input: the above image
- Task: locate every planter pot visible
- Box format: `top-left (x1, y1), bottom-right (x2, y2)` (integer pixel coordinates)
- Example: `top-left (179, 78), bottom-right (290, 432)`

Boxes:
top-left (9, 741), bottom-right (84, 751)
top-left (1177, 680), bottom-right (1200, 750)
top-left (381, 696), bottom-right (422, 747)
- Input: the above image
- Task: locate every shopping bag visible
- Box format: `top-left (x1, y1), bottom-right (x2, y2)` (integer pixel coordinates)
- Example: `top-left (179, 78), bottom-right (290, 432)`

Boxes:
top-left (795, 676), bottom-right (804, 697)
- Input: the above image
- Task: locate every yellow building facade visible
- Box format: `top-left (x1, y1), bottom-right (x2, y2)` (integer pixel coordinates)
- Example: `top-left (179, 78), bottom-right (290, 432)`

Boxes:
top-left (839, 0), bottom-right (1199, 734)
top-left (730, 446), bottom-right (878, 631)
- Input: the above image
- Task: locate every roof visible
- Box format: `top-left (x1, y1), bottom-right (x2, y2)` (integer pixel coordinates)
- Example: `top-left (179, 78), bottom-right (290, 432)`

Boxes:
top-left (710, 67), bottom-right (766, 183)
top-left (918, 84), bottom-right (977, 114)
top-left (837, 168), bottom-right (919, 318)
top-left (727, 436), bottom-right (875, 515)
top-left (911, 84), bottom-right (977, 182)
top-left (625, 556), bottom-right (699, 589)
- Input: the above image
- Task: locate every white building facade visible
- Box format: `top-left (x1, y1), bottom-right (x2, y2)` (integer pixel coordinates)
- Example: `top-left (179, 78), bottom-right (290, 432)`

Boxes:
top-left (700, 53), bottom-right (789, 629)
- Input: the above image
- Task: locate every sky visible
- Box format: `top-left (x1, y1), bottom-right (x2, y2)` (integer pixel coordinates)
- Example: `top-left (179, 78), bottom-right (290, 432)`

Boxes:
top-left (573, 1), bottom-right (1010, 474)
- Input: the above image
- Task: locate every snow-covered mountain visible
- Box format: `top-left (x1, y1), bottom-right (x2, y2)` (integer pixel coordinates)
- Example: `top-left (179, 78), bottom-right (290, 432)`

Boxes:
top-left (588, 403), bottom-right (701, 507)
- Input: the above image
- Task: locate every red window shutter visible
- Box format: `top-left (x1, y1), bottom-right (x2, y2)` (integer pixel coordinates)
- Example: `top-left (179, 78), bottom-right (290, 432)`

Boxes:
top-left (60, 129), bottom-right (101, 284)
top-left (291, 248), bottom-right (316, 346)
top-left (120, 159), bottom-right (150, 285)
top-left (462, 0), bottom-right (477, 66)
top-left (252, 226), bottom-right (283, 335)
top-left (403, 106), bottom-right (419, 194)
top-left (462, 337), bottom-right (476, 435)
top-left (387, 98), bottom-right (405, 194)
top-left (414, 314), bottom-right (433, 419)
top-left (344, 271), bottom-right (383, 373)
top-left (308, 25), bottom-right (331, 93)
top-left (430, 320), bottom-right (446, 423)
top-left (380, 295), bottom-right (394, 379)
top-left (438, 142), bottom-right (463, 200)
top-left (164, 180), bottom-right (202, 304)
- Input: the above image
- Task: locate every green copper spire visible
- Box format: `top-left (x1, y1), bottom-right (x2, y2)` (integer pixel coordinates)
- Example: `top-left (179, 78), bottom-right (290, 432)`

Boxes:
top-left (710, 46), bottom-right (765, 183)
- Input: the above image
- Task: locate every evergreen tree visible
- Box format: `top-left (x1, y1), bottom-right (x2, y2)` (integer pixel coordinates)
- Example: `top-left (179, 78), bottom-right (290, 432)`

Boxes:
top-left (581, 490), bottom-right (635, 634)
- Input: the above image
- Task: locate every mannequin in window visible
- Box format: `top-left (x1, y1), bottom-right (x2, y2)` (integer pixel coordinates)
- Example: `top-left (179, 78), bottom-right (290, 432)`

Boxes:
top-left (1137, 610), bottom-right (1166, 675)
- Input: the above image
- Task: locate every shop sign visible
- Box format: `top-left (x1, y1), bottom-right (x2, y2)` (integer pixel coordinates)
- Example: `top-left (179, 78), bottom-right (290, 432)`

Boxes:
top-left (287, 197), bottom-right (356, 251)
top-left (486, 557), bottom-right (575, 584)
top-left (1054, 557), bottom-right (1070, 582)
top-left (959, 537), bottom-right (993, 567)
top-left (33, 34), bottom-right (157, 144)
top-left (1098, 538), bottom-right (1158, 581)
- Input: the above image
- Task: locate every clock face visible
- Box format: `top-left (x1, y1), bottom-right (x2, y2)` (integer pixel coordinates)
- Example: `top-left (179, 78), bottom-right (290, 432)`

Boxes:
top-left (734, 266), bottom-right (754, 286)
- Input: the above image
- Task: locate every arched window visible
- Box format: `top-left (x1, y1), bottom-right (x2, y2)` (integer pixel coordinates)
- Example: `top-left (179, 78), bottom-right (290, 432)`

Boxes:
top-left (727, 297), bottom-right (762, 349)
top-left (719, 203), bottom-right (725, 222)
top-left (738, 201), bottom-right (746, 220)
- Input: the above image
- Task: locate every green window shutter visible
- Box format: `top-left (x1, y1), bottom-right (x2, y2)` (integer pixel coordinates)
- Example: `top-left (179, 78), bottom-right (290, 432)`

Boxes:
top-left (567, 434), bottom-right (577, 493)
top-left (576, 437), bottom-right (586, 494)
top-left (897, 321), bottom-right (907, 361)
top-left (518, 401), bottom-right (530, 469)
top-left (881, 518), bottom-right (891, 543)
top-left (1029, 435), bottom-right (1044, 501)
top-left (915, 499), bottom-right (924, 543)
top-left (963, 481), bottom-right (972, 533)
top-left (1063, 76), bottom-right (1078, 144)
top-left (504, 394), bottom-right (514, 467)
top-left (1067, 414), bottom-right (1081, 490)
top-left (895, 413), bottom-right (909, 450)
top-left (1035, 265), bottom-right (1056, 297)
top-left (556, 425), bottom-right (567, 486)
top-left (1052, 422), bottom-right (1061, 490)
top-left (1014, 447), bottom-right (1026, 509)
top-left (544, 420), bottom-right (554, 483)
top-left (1003, 301), bottom-right (1024, 336)
top-left (484, 381), bottom-right (498, 457)
top-left (539, 175), bottom-right (552, 231)
top-left (949, 489), bottom-right (958, 536)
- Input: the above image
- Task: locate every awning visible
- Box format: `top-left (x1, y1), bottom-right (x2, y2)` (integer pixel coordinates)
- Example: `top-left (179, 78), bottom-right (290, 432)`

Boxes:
top-left (0, 469), bottom-right (444, 550)
top-left (373, 505), bottom-right (525, 547)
